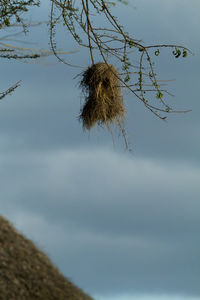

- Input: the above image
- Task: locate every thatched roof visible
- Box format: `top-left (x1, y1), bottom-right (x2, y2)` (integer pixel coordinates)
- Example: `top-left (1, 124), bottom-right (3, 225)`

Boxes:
top-left (0, 215), bottom-right (94, 300)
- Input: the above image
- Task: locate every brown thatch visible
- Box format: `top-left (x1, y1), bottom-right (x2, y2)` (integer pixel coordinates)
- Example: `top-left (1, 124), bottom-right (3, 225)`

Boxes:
top-left (80, 62), bottom-right (126, 129)
top-left (0, 215), bottom-right (94, 300)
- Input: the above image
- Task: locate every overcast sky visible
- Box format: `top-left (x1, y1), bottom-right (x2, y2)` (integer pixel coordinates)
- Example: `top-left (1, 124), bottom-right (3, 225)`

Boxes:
top-left (0, 1), bottom-right (200, 300)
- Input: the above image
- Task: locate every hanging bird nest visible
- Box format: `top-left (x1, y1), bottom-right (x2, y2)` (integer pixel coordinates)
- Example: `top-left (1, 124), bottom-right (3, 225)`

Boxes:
top-left (79, 62), bottom-right (126, 130)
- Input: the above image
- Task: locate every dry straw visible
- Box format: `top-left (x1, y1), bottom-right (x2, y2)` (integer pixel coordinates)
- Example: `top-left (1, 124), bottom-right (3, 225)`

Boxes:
top-left (80, 62), bottom-right (126, 130)
top-left (0, 215), bottom-right (94, 300)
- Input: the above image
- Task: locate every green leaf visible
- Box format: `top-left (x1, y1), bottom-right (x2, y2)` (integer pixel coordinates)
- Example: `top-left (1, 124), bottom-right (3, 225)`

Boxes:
top-left (173, 48), bottom-right (181, 58)
top-left (4, 18), bottom-right (10, 26)
top-left (156, 91), bottom-right (163, 99)
top-left (124, 75), bottom-right (130, 82)
top-left (155, 49), bottom-right (160, 56)
top-left (128, 40), bottom-right (134, 48)
top-left (183, 49), bottom-right (188, 58)
top-left (165, 107), bottom-right (170, 112)
top-left (138, 47), bottom-right (144, 52)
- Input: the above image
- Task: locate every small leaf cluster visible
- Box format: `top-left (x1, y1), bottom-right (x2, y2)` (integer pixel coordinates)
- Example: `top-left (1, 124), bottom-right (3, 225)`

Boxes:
top-left (156, 91), bottom-right (163, 99)
top-left (121, 54), bottom-right (131, 71)
top-left (0, 0), bottom-right (40, 28)
top-left (173, 47), bottom-right (188, 58)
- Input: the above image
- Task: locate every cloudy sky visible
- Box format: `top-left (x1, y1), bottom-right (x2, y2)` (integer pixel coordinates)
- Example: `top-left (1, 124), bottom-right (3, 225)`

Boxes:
top-left (1, 1), bottom-right (200, 300)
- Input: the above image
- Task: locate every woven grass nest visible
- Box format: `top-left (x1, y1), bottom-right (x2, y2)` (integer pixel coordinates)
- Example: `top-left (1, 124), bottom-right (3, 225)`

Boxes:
top-left (80, 62), bottom-right (126, 130)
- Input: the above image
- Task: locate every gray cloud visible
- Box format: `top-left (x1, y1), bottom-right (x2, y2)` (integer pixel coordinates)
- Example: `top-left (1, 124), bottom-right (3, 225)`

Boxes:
top-left (0, 0), bottom-right (199, 160)
top-left (1, 1), bottom-right (200, 300)
top-left (1, 148), bottom-right (200, 297)
top-left (1, 54), bottom-right (200, 162)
